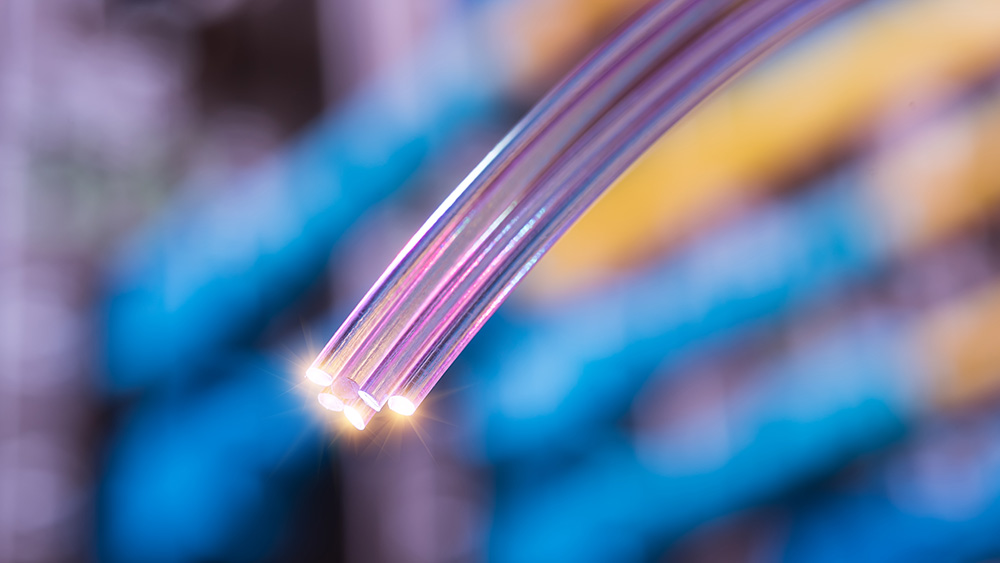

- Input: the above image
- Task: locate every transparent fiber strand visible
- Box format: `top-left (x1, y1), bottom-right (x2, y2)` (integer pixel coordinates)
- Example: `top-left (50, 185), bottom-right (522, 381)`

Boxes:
top-left (310, 0), bottom-right (862, 422)
top-left (311, 0), bottom-right (720, 396)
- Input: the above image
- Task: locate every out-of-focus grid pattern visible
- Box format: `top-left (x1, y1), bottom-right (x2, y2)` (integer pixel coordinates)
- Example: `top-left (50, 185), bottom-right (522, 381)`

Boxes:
top-left (4, 0), bottom-right (1000, 562)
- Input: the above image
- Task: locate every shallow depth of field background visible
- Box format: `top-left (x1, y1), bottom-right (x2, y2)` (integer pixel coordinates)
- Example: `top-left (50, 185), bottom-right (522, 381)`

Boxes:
top-left (3, 0), bottom-right (1000, 561)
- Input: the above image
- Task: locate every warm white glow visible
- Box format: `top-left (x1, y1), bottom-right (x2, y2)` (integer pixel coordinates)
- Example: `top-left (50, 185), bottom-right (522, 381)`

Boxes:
top-left (343, 406), bottom-right (366, 430)
top-left (358, 391), bottom-right (381, 411)
top-left (317, 392), bottom-right (344, 412)
top-left (305, 367), bottom-right (334, 386)
top-left (387, 396), bottom-right (416, 416)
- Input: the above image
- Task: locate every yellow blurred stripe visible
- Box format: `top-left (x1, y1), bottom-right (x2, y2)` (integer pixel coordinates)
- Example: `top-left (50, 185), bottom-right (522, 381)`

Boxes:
top-left (529, 0), bottom-right (1000, 297)
top-left (914, 281), bottom-right (1000, 409)
top-left (489, 0), bottom-right (650, 98)
top-left (868, 100), bottom-right (1000, 252)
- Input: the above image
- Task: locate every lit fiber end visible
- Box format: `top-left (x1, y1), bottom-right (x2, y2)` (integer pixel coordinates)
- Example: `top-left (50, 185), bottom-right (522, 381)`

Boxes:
top-left (317, 392), bottom-right (344, 412)
top-left (306, 367), bottom-right (334, 386)
top-left (343, 406), bottom-right (367, 430)
top-left (388, 396), bottom-right (416, 416)
top-left (358, 391), bottom-right (382, 411)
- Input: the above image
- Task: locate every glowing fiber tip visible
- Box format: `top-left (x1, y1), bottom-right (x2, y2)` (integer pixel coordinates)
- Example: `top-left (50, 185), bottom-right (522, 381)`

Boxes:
top-left (306, 367), bottom-right (334, 386)
top-left (343, 406), bottom-right (367, 430)
top-left (317, 392), bottom-right (345, 412)
top-left (388, 396), bottom-right (417, 416)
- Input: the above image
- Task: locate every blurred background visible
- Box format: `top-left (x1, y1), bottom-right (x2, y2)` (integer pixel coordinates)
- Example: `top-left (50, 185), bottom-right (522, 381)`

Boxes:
top-left (3, 0), bottom-right (1000, 561)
